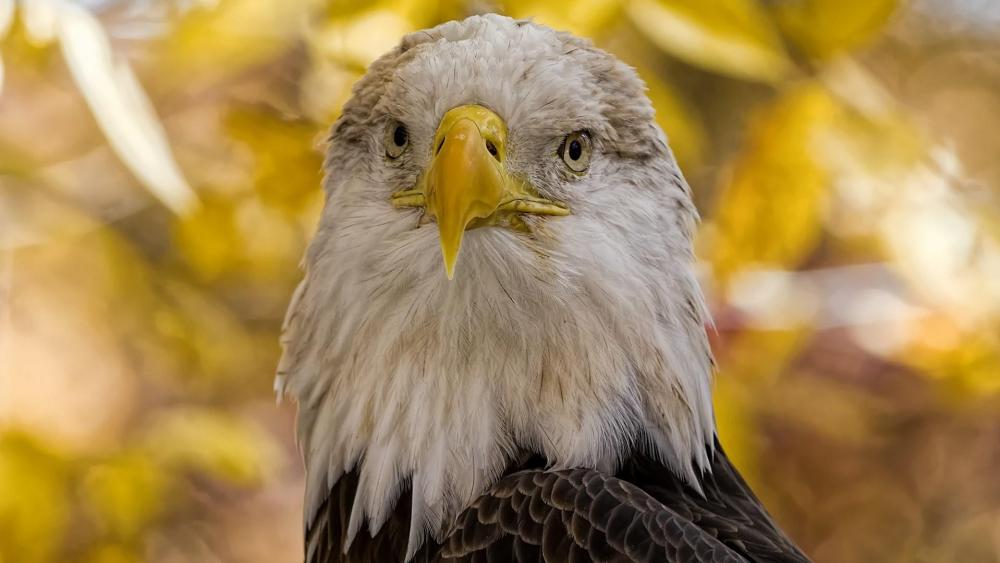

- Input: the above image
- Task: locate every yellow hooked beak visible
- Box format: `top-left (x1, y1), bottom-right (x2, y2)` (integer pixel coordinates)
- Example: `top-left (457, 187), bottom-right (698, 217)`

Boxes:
top-left (390, 105), bottom-right (569, 279)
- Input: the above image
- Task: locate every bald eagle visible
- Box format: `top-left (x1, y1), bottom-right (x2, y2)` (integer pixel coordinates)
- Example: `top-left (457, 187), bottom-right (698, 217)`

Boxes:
top-left (276, 14), bottom-right (810, 563)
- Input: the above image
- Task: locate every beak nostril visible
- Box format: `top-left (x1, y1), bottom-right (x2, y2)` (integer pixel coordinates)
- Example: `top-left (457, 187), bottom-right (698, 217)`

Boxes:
top-left (436, 138), bottom-right (445, 155)
top-left (485, 139), bottom-right (500, 161)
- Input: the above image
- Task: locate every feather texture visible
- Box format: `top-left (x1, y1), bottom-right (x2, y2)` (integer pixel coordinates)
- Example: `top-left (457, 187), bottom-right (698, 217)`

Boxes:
top-left (305, 445), bottom-right (809, 562)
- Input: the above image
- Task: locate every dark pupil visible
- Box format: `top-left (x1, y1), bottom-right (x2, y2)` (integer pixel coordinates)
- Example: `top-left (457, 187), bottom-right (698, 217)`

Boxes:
top-left (393, 126), bottom-right (408, 147)
top-left (568, 139), bottom-right (582, 161)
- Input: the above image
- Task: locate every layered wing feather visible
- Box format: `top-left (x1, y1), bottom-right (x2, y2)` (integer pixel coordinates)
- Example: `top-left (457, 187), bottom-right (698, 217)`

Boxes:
top-left (439, 468), bottom-right (747, 563)
top-left (305, 444), bottom-right (809, 563)
top-left (616, 443), bottom-right (810, 562)
top-left (619, 442), bottom-right (809, 563)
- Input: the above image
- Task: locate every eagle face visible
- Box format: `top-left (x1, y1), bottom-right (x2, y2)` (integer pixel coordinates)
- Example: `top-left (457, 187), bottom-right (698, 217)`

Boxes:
top-left (326, 15), bottom-right (698, 289)
top-left (279, 14), bottom-right (718, 560)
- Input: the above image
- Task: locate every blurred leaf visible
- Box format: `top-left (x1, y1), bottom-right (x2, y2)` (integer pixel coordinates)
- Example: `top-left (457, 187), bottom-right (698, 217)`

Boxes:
top-left (142, 409), bottom-right (277, 486)
top-left (3, 220), bottom-right (156, 450)
top-left (158, 0), bottom-right (312, 78)
top-left (505, 0), bottom-right (622, 37)
top-left (717, 328), bottom-right (809, 384)
top-left (154, 278), bottom-right (268, 391)
top-left (713, 329), bottom-right (810, 500)
top-left (0, 0), bottom-right (9, 95)
top-left (83, 544), bottom-right (141, 563)
top-left (627, 0), bottom-right (792, 82)
top-left (769, 0), bottom-right (899, 60)
top-left (226, 108), bottom-right (324, 212)
top-left (820, 70), bottom-right (925, 175)
top-left (0, 13), bottom-right (59, 74)
top-left (641, 69), bottom-right (706, 171)
top-left (308, 3), bottom-right (416, 69)
top-left (57, 2), bottom-right (197, 214)
top-left (322, 0), bottom-right (377, 18)
top-left (307, 0), bottom-right (477, 72)
top-left (905, 315), bottom-right (1000, 397)
top-left (0, 433), bottom-right (70, 563)
top-left (0, 0), bottom-right (13, 38)
top-left (319, 0), bottom-right (464, 30)
top-left (174, 109), bottom-right (318, 287)
top-left (706, 84), bottom-right (837, 283)
top-left (231, 197), bottom-right (311, 279)
top-left (21, 0), bottom-right (58, 45)
top-left (299, 54), bottom-right (363, 121)
top-left (813, 77), bottom-right (1000, 326)
top-left (82, 453), bottom-right (170, 539)
top-left (173, 194), bottom-right (244, 281)
top-left (174, 192), bottom-right (306, 285)
top-left (762, 373), bottom-right (883, 444)
top-left (713, 374), bottom-right (758, 479)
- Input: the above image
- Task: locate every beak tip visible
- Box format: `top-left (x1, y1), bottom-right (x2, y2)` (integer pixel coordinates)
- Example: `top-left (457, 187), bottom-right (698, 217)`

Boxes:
top-left (440, 227), bottom-right (462, 281)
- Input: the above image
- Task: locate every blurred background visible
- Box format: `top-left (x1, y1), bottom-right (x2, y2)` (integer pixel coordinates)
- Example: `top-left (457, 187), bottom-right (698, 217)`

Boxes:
top-left (1, 0), bottom-right (999, 561)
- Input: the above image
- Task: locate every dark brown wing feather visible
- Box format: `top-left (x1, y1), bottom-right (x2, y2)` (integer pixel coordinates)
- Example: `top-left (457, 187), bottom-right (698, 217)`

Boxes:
top-left (306, 444), bottom-right (809, 563)
top-left (616, 440), bottom-right (810, 562)
top-left (305, 470), bottom-right (428, 563)
top-left (439, 468), bottom-right (748, 563)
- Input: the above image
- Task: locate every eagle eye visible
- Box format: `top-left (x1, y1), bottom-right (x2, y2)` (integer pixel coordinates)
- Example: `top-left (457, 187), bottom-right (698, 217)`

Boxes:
top-left (559, 131), bottom-right (591, 173)
top-left (385, 122), bottom-right (409, 158)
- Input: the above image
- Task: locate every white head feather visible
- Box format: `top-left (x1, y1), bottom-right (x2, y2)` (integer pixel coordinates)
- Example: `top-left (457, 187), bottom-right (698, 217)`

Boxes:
top-left (276, 14), bottom-right (716, 560)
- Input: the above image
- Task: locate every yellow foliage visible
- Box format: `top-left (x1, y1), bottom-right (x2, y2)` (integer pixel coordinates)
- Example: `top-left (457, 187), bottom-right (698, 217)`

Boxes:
top-left (225, 108), bottom-right (325, 213)
top-left (174, 192), bottom-right (310, 285)
top-left (83, 544), bottom-right (141, 563)
top-left (141, 409), bottom-right (277, 486)
top-left (156, 0), bottom-right (314, 79)
top-left (310, 5), bottom-right (417, 69)
top-left (905, 315), bottom-right (1000, 397)
top-left (712, 374), bottom-right (758, 479)
top-left (713, 329), bottom-right (808, 487)
top-left (642, 70), bottom-right (706, 171)
top-left (762, 373), bottom-right (884, 445)
top-left (0, 433), bottom-right (69, 563)
top-left (504, 0), bottom-right (621, 37)
top-left (174, 109), bottom-right (321, 284)
top-left (174, 194), bottom-right (244, 281)
top-left (82, 454), bottom-right (170, 539)
top-left (627, 0), bottom-right (792, 82)
top-left (707, 84), bottom-right (838, 284)
top-left (717, 329), bottom-right (809, 384)
top-left (770, 0), bottom-right (900, 60)
top-left (310, 0), bottom-right (467, 68)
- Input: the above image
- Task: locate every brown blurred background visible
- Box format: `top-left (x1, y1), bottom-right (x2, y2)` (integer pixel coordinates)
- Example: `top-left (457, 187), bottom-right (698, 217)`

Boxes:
top-left (1, 0), bottom-right (999, 561)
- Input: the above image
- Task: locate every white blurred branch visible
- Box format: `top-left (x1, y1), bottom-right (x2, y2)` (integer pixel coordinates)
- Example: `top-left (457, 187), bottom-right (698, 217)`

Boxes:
top-left (7, 0), bottom-right (199, 214)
